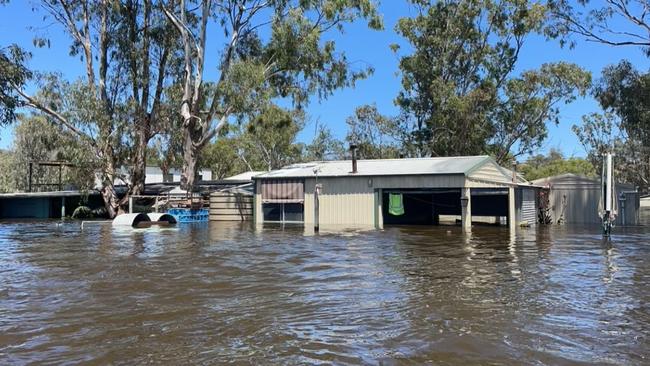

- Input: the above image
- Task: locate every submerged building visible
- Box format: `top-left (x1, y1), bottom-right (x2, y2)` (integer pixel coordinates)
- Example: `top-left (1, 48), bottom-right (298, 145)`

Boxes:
top-left (532, 173), bottom-right (640, 225)
top-left (252, 155), bottom-right (538, 230)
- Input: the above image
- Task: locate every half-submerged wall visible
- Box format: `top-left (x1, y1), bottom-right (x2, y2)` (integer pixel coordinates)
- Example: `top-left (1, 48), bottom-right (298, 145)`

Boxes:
top-left (209, 192), bottom-right (253, 221)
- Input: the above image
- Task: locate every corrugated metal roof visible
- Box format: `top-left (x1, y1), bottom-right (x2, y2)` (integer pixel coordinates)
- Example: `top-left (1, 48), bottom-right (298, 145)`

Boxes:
top-left (0, 190), bottom-right (101, 199)
top-left (532, 173), bottom-right (636, 191)
top-left (254, 156), bottom-right (492, 179)
top-left (224, 171), bottom-right (266, 181)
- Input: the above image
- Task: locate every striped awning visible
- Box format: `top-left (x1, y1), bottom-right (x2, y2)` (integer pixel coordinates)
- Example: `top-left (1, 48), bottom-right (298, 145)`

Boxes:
top-left (261, 179), bottom-right (304, 203)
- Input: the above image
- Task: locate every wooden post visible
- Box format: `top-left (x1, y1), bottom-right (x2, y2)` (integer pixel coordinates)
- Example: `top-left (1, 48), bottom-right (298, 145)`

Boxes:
top-left (129, 196), bottom-right (134, 214)
top-left (58, 163), bottom-right (63, 191)
top-left (461, 187), bottom-right (471, 231)
top-left (28, 162), bottom-right (33, 192)
top-left (376, 189), bottom-right (384, 229)
top-left (314, 184), bottom-right (321, 232)
top-left (508, 186), bottom-right (516, 231)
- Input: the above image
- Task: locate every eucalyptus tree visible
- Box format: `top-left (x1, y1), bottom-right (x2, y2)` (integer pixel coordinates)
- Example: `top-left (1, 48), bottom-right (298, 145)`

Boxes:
top-left (393, 0), bottom-right (590, 163)
top-left (574, 61), bottom-right (650, 192)
top-left (518, 148), bottom-right (596, 181)
top-left (0, 44), bottom-right (31, 125)
top-left (115, 0), bottom-right (180, 196)
top-left (11, 0), bottom-right (124, 216)
top-left (304, 123), bottom-right (345, 161)
top-left (345, 104), bottom-right (400, 159)
top-left (10, 114), bottom-right (96, 193)
top-left (12, 0), bottom-right (180, 217)
top-left (237, 105), bottom-right (304, 171)
top-left (547, 0), bottom-right (650, 53)
top-left (162, 0), bottom-right (382, 190)
top-left (202, 105), bottom-right (304, 175)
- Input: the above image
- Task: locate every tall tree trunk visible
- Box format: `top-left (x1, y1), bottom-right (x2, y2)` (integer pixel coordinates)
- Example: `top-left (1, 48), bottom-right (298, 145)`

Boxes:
top-left (180, 129), bottom-right (197, 192)
top-left (100, 157), bottom-right (125, 218)
top-left (101, 184), bottom-right (121, 218)
top-left (131, 125), bottom-right (149, 196)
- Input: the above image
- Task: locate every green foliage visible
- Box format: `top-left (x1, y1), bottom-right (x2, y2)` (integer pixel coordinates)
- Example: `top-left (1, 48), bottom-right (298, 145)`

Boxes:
top-left (595, 61), bottom-right (650, 149)
top-left (518, 149), bottom-right (596, 181)
top-left (0, 45), bottom-right (31, 125)
top-left (345, 104), bottom-right (401, 159)
top-left (304, 124), bottom-right (345, 161)
top-left (164, 0), bottom-right (383, 189)
top-left (9, 114), bottom-right (96, 193)
top-left (572, 61), bottom-right (650, 191)
top-left (71, 205), bottom-right (93, 219)
top-left (489, 62), bottom-right (591, 161)
top-left (0, 149), bottom-right (14, 193)
top-left (240, 105), bottom-right (305, 171)
top-left (201, 137), bottom-right (245, 180)
top-left (546, 0), bottom-right (650, 53)
top-left (202, 105), bottom-right (305, 176)
top-left (393, 0), bottom-right (589, 162)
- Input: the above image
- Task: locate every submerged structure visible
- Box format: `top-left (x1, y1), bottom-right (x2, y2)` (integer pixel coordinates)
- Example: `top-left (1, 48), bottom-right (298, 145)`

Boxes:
top-left (252, 155), bottom-right (538, 230)
top-left (532, 173), bottom-right (640, 226)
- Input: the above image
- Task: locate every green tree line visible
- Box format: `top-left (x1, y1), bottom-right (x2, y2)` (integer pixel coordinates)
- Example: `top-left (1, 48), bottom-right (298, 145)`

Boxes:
top-left (1, 0), bottom-right (649, 217)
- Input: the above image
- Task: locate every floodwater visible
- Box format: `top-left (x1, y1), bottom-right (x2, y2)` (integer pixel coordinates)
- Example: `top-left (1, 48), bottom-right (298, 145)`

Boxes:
top-left (0, 214), bottom-right (649, 365)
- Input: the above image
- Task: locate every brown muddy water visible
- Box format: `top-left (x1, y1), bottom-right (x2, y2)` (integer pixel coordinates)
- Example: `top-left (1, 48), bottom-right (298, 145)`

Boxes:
top-left (1, 212), bottom-right (649, 365)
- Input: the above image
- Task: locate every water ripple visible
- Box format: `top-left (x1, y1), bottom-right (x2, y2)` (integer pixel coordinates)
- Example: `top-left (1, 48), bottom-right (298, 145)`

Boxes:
top-left (0, 220), bottom-right (648, 365)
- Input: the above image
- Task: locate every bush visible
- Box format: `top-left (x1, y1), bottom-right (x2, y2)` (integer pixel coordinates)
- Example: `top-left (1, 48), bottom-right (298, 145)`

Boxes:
top-left (72, 205), bottom-right (93, 219)
top-left (92, 207), bottom-right (108, 218)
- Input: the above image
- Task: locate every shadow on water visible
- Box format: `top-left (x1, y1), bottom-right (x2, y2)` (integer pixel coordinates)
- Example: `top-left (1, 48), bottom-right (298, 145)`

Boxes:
top-left (0, 216), bottom-right (648, 365)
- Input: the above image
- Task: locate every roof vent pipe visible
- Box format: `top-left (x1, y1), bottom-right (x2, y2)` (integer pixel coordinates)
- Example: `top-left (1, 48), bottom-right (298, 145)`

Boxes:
top-left (350, 144), bottom-right (358, 174)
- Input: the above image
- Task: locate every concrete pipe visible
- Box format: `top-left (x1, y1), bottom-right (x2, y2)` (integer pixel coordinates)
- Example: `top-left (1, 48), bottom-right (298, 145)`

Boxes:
top-left (147, 213), bottom-right (177, 225)
top-left (112, 213), bottom-right (151, 227)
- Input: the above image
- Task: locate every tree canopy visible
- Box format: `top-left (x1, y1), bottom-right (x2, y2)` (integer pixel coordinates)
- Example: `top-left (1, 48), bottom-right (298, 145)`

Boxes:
top-left (0, 45), bottom-right (31, 125)
top-left (392, 0), bottom-right (591, 163)
top-left (162, 0), bottom-right (383, 190)
top-left (518, 148), bottom-right (596, 181)
top-left (574, 61), bottom-right (650, 191)
top-left (547, 0), bottom-right (650, 52)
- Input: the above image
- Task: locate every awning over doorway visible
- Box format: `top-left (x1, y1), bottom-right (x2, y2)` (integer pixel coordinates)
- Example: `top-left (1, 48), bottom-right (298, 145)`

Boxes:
top-left (261, 179), bottom-right (304, 203)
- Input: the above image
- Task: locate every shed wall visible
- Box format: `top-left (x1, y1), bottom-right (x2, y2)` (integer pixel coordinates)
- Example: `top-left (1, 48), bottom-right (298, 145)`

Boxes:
top-left (547, 184), bottom-right (638, 225)
top-left (469, 161), bottom-right (511, 183)
top-left (304, 177), bottom-right (374, 227)
top-left (256, 174), bottom-right (526, 228)
top-left (516, 187), bottom-right (537, 227)
top-left (0, 197), bottom-right (50, 219)
top-left (304, 174), bottom-right (466, 227)
top-left (209, 192), bottom-right (253, 221)
top-left (620, 191), bottom-right (640, 226)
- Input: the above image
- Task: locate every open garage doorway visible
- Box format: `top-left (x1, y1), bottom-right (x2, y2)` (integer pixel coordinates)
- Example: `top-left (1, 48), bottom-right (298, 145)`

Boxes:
top-left (382, 189), bottom-right (462, 225)
top-left (381, 188), bottom-right (510, 226)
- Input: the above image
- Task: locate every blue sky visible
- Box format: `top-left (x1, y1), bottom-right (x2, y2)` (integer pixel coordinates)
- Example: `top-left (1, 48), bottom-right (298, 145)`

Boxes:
top-left (1, 1), bottom-right (648, 160)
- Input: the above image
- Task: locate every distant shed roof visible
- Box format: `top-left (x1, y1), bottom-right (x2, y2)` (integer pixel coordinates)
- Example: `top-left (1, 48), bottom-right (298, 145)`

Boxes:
top-left (0, 190), bottom-right (101, 199)
top-left (254, 156), bottom-right (525, 182)
top-left (224, 171), bottom-right (266, 181)
top-left (532, 173), bottom-right (636, 191)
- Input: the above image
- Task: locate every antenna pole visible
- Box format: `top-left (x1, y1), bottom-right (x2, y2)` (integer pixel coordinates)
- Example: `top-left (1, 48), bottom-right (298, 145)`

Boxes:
top-left (603, 152), bottom-right (614, 236)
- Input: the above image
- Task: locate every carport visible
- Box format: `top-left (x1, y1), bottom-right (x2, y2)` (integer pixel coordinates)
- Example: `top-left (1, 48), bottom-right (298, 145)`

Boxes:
top-left (381, 188), bottom-right (510, 226)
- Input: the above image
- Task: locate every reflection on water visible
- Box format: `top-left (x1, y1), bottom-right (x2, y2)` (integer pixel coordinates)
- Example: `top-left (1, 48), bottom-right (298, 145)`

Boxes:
top-left (0, 218), bottom-right (649, 365)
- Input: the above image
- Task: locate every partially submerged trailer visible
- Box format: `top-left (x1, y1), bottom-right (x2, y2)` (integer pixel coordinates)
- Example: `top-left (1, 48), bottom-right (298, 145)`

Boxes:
top-left (252, 155), bottom-right (540, 230)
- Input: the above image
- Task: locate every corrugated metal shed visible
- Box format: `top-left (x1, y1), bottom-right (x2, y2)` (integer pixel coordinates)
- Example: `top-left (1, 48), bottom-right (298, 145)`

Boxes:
top-left (641, 195), bottom-right (650, 207)
top-left (253, 156), bottom-right (538, 229)
top-left (532, 173), bottom-right (639, 225)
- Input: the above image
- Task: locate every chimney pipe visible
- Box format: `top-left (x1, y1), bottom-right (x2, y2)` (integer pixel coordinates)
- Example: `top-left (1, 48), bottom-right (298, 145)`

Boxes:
top-left (350, 144), bottom-right (358, 174)
top-left (512, 162), bottom-right (517, 183)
